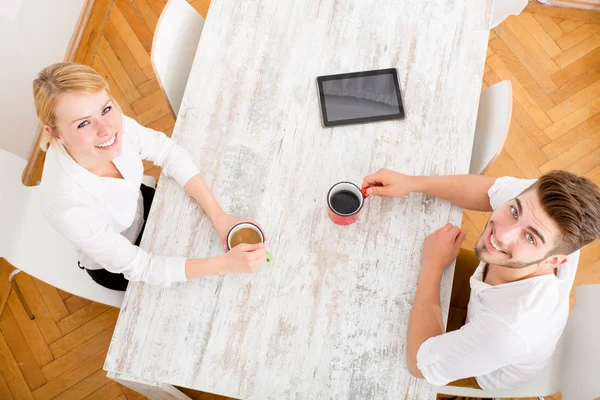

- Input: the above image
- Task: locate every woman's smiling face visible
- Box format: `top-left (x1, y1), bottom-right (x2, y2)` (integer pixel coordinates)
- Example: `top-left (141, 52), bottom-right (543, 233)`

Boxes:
top-left (46, 90), bottom-right (123, 166)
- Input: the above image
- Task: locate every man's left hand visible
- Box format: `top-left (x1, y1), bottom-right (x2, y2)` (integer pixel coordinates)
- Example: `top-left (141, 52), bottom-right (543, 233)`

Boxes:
top-left (422, 223), bottom-right (467, 274)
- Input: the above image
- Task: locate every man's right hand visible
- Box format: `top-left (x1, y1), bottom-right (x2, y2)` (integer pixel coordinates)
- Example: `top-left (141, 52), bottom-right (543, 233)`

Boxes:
top-left (362, 168), bottom-right (415, 198)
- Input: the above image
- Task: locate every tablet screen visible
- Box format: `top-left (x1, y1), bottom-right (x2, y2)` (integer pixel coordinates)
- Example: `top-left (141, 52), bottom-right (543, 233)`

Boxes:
top-left (317, 69), bottom-right (405, 127)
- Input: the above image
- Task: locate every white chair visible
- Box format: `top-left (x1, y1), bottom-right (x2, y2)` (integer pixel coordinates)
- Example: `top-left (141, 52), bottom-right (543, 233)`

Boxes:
top-left (142, 175), bottom-right (156, 189)
top-left (0, 149), bottom-right (124, 310)
top-left (469, 80), bottom-right (513, 175)
top-left (491, 0), bottom-right (529, 29)
top-left (436, 284), bottom-right (600, 400)
top-left (151, 0), bottom-right (205, 115)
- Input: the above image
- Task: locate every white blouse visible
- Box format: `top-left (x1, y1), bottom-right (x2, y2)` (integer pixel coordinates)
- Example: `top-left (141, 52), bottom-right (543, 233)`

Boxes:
top-left (41, 116), bottom-right (200, 287)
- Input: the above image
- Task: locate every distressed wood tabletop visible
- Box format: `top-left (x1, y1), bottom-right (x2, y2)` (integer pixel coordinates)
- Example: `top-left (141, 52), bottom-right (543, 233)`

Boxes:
top-left (105, 0), bottom-right (492, 398)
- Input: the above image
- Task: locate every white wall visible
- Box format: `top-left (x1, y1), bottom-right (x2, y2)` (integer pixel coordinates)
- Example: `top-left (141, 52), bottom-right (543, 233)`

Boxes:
top-left (0, 0), bottom-right (86, 159)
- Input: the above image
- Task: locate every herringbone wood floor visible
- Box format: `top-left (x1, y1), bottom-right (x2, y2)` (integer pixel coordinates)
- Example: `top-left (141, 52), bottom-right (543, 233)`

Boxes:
top-left (2, 1), bottom-right (599, 399)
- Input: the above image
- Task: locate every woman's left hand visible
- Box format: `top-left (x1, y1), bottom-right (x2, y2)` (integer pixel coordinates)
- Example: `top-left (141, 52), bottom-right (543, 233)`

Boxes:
top-left (213, 213), bottom-right (268, 250)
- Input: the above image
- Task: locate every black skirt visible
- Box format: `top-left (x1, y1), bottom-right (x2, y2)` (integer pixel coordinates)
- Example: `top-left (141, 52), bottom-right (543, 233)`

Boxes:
top-left (79, 183), bottom-right (156, 291)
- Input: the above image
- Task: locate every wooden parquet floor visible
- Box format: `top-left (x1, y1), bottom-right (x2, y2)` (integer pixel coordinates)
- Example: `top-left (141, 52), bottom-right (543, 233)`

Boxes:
top-left (0, 260), bottom-right (229, 400)
top-left (2, 1), bottom-right (599, 399)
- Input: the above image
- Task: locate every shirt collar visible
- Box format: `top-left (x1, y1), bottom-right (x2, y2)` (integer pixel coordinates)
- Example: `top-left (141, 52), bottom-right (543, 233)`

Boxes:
top-left (52, 138), bottom-right (140, 203)
top-left (470, 261), bottom-right (561, 295)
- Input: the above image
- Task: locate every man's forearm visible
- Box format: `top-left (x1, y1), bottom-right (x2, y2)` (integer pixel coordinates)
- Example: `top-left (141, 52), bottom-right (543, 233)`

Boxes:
top-left (411, 175), bottom-right (495, 212)
top-left (406, 268), bottom-right (445, 378)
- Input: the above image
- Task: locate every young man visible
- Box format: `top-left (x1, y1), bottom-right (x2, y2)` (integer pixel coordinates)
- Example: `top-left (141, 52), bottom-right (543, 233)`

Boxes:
top-left (362, 169), bottom-right (600, 390)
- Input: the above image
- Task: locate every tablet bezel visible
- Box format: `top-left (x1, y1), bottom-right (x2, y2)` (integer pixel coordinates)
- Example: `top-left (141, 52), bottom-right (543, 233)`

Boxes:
top-left (316, 68), bottom-right (405, 127)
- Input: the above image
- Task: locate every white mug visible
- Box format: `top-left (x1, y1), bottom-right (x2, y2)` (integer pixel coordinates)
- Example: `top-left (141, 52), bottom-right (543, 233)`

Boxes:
top-left (226, 222), bottom-right (272, 262)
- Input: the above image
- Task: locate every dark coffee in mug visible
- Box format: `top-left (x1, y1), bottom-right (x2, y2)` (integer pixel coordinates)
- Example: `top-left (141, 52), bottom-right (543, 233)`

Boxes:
top-left (230, 227), bottom-right (263, 247)
top-left (330, 190), bottom-right (361, 215)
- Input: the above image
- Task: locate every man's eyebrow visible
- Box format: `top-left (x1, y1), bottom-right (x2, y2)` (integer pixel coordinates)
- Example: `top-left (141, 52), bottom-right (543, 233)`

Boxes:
top-left (515, 197), bottom-right (546, 244)
top-left (515, 197), bottom-right (523, 215)
top-left (529, 226), bottom-right (546, 245)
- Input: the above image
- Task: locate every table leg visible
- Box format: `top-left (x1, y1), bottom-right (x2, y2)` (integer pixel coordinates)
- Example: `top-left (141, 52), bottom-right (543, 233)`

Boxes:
top-left (107, 371), bottom-right (192, 400)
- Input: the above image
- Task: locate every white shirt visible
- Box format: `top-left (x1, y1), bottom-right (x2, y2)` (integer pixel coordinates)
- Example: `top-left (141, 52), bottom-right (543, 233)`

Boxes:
top-left (416, 177), bottom-right (579, 390)
top-left (41, 116), bottom-right (200, 287)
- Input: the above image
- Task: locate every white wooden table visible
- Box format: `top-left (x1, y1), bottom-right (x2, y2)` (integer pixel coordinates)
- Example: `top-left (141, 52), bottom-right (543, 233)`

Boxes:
top-left (105, 1), bottom-right (492, 398)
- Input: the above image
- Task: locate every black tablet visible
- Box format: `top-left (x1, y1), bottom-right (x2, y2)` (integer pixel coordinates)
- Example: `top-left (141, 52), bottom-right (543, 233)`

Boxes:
top-left (317, 68), bottom-right (405, 127)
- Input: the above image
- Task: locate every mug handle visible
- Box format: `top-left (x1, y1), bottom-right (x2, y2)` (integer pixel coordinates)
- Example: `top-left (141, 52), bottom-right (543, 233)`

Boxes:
top-left (361, 186), bottom-right (369, 198)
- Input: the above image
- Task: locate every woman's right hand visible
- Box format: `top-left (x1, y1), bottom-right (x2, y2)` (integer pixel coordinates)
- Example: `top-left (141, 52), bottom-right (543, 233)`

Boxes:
top-left (362, 168), bottom-right (416, 198)
top-left (220, 243), bottom-right (267, 274)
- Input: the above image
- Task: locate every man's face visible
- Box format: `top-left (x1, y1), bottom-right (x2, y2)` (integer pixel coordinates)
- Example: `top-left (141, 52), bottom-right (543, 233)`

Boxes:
top-left (475, 188), bottom-right (565, 269)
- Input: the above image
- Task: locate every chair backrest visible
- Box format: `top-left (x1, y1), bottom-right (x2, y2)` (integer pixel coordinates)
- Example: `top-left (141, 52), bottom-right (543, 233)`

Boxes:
top-left (469, 80), bottom-right (512, 175)
top-left (151, 0), bottom-right (205, 115)
top-left (0, 149), bottom-right (124, 308)
top-left (491, 0), bottom-right (528, 29)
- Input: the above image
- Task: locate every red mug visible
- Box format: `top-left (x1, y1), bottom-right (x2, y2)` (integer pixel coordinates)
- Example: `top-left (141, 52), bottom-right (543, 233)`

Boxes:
top-left (327, 182), bottom-right (366, 225)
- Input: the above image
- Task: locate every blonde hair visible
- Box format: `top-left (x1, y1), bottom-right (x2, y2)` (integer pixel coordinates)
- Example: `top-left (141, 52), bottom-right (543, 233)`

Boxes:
top-left (33, 62), bottom-right (117, 151)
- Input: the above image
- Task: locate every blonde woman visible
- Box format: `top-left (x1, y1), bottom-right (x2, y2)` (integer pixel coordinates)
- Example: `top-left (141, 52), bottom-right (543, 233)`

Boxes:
top-left (33, 62), bottom-right (267, 291)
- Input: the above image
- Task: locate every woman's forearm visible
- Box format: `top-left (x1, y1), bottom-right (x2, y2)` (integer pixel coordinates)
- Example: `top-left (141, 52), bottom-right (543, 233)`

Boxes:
top-left (184, 174), bottom-right (225, 222)
top-left (185, 256), bottom-right (226, 279)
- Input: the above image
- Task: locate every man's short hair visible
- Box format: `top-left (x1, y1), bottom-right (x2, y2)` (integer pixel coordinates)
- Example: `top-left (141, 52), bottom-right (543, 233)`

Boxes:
top-left (535, 170), bottom-right (600, 256)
